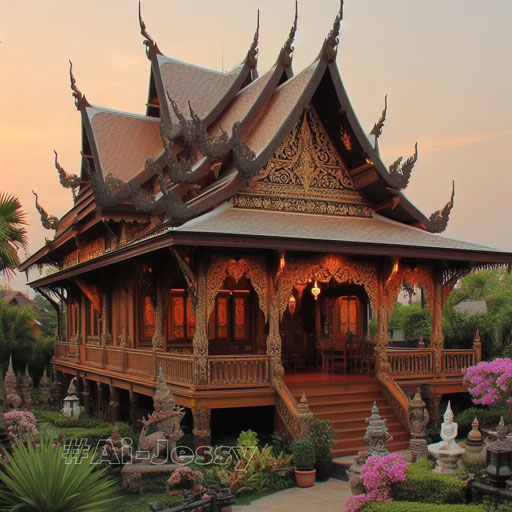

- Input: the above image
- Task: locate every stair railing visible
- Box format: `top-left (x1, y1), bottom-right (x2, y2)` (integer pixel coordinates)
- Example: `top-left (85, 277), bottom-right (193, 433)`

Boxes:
top-left (377, 369), bottom-right (410, 433)
top-left (273, 376), bottom-right (313, 439)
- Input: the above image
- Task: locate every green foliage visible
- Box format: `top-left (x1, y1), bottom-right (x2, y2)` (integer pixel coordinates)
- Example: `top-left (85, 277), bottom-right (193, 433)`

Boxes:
top-left (0, 192), bottom-right (27, 278)
top-left (290, 438), bottom-right (315, 471)
top-left (0, 438), bottom-right (122, 512)
top-left (391, 459), bottom-right (467, 504)
top-left (33, 294), bottom-right (59, 338)
top-left (388, 303), bottom-right (432, 340)
top-left (237, 429), bottom-right (259, 447)
top-left (361, 502), bottom-right (486, 512)
top-left (29, 336), bottom-right (54, 386)
top-left (454, 407), bottom-right (512, 437)
top-left (0, 300), bottom-right (37, 375)
top-left (271, 430), bottom-right (292, 456)
top-left (56, 422), bottom-right (137, 447)
top-left (442, 308), bottom-right (489, 351)
top-left (309, 418), bottom-right (335, 459)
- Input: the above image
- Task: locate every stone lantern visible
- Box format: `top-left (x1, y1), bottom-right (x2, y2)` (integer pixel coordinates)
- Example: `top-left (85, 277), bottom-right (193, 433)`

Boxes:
top-left (486, 417), bottom-right (512, 488)
top-left (61, 378), bottom-right (81, 419)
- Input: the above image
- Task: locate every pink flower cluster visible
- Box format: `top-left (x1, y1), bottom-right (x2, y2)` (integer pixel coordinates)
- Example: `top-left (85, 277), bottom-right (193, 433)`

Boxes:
top-left (345, 453), bottom-right (409, 512)
top-left (167, 466), bottom-right (206, 497)
top-left (3, 410), bottom-right (39, 439)
top-left (463, 358), bottom-right (512, 406)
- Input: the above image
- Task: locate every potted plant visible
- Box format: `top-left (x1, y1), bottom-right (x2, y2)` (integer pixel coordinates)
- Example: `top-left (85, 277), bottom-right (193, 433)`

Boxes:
top-left (310, 418), bottom-right (335, 481)
top-left (291, 438), bottom-right (316, 487)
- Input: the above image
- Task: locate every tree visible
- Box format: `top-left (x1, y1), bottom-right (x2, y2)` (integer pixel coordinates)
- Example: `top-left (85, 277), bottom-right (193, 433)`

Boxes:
top-left (0, 192), bottom-right (27, 278)
top-left (33, 294), bottom-right (58, 338)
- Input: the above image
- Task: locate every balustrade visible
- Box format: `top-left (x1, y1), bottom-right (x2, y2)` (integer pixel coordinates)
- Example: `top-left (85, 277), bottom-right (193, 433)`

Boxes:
top-left (157, 353), bottom-right (194, 384)
top-left (85, 345), bottom-right (103, 365)
top-left (388, 349), bottom-right (433, 377)
top-left (208, 355), bottom-right (270, 386)
top-left (442, 349), bottom-right (474, 375)
top-left (125, 348), bottom-right (153, 375)
top-left (54, 341), bottom-right (68, 358)
top-left (105, 347), bottom-right (124, 369)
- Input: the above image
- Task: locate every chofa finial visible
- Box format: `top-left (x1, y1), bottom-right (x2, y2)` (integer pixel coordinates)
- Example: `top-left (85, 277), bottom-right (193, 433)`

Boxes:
top-left (370, 94), bottom-right (388, 152)
top-left (280, 1), bottom-right (298, 67)
top-left (139, 1), bottom-right (156, 59)
top-left (68, 60), bottom-right (85, 110)
top-left (426, 180), bottom-right (455, 233)
top-left (247, 10), bottom-right (260, 69)
top-left (323, 0), bottom-right (344, 63)
top-left (389, 142), bottom-right (418, 190)
top-left (32, 191), bottom-right (59, 231)
top-left (54, 150), bottom-right (81, 199)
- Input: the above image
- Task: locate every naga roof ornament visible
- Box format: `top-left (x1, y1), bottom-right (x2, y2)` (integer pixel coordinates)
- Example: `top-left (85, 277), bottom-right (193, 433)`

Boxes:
top-left (32, 191), bottom-right (59, 231)
top-left (323, 0), bottom-right (344, 63)
top-left (280, 0), bottom-right (298, 68)
top-left (54, 151), bottom-right (81, 199)
top-left (370, 94), bottom-right (388, 153)
top-left (68, 60), bottom-right (88, 110)
top-left (426, 181), bottom-right (455, 233)
top-left (138, 1), bottom-right (158, 59)
top-left (247, 10), bottom-right (260, 69)
top-left (389, 142), bottom-right (418, 190)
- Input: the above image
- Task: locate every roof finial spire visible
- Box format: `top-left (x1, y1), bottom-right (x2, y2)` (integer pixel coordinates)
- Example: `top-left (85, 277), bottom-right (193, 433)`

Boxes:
top-left (54, 151), bottom-right (81, 200)
top-left (247, 10), bottom-right (260, 69)
top-left (139, 1), bottom-right (156, 59)
top-left (370, 94), bottom-right (388, 153)
top-left (323, 0), bottom-right (343, 63)
top-left (280, 1), bottom-right (298, 68)
top-left (426, 181), bottom-right (455, 233)
top-left (389, 142), bottom-right (418, 190)
top-left (32, 191), bottom-right (59, 231)
top-left (69, 60), bottom-right (86, 110)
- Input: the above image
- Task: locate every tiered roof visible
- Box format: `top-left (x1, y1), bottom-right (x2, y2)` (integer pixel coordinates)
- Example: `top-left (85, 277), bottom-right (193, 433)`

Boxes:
top-left (21, 1), bottom-right (512, 276)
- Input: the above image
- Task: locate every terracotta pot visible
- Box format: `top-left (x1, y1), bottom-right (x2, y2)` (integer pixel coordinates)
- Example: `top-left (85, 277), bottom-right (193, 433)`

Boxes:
top-left (294, 468), bottom-right (316, 488)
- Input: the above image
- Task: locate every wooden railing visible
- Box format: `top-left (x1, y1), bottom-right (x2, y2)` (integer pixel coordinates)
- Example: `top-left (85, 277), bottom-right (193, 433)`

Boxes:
top-left (387, 348), bottom-right (476, 379)
top-left (442, 349), bottom-right (474, 376)
top-left (208, 355), bottom-right (270, 386)
top-left (55, 341), bottom-right (68, 358)
top-left (378, 372), bottom-right (410, 432)
top-left (388, 349), bottom-right (433, 377)
top-left (105, 347), bottom-right (124, 369)
top-left (125, 348), bottom-right (153, 375)
top-left (157, 353), bottom-right (194, 384)
top-left (274, 377), bottom-right (302, 438)
top-left (85, 345), bottom-right (103, 365)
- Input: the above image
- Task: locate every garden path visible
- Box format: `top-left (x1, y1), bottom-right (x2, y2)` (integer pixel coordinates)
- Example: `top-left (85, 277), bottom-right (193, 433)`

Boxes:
top-left (232, 479), bottom-right (351, 511)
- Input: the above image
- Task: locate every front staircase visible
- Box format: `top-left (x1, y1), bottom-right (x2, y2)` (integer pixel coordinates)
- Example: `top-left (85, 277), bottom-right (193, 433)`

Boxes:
top-left (285, 375), bottom-right (409, 458)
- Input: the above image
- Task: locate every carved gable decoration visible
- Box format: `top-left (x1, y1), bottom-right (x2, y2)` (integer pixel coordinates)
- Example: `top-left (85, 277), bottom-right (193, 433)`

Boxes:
top-left (233, 108), bottom-right (371, 218)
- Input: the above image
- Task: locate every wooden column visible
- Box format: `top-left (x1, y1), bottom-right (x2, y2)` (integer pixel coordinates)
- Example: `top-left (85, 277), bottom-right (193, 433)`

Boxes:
top-left (192, 259), bottom-right (209, 385)
top-left (429, 393), bottom-right (442, 429)
top-left (101, 286), bottom-right (112, 345)
top-left (431, 271), bottom-right (444, 376)
top-left (109, 385), bottom-right (120, 423)
top-left (82, 379), bottom-right (94, 416)
top-left (151, 281), bottom-right (165, 351)
top-left (129, 389), bottom-right (139, 427)
top-left (266, 280), bottom-right (283, 379)
top-left (192, 408), bottom-right (211, 449)
top-left (375, 265), bottom-right (390, 377)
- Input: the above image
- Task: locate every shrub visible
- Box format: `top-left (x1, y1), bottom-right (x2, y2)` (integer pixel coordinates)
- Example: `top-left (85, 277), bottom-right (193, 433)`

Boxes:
top-left (33, 407), bottom-right (60, 424)
top-left (346, 453), bottom-right (409, 512)
top-left (237, 429), bottom-right (259, 447)
top-left (271, 429), bottom-right (292, 456)
top-left (290, 438), bottom-right (315, 471)
top-left (464, 358), bottom-right (512, 407)
top-left (309, 418), bottom-right (335, 459)
top-left (167, 467), bottom-right (206, 498)
top-left (455, 406), bottom-right (512, 437)
top-left (361, 502), bottom-right (486, 512)
top-left (3, 410), bottom-right (38, 440)
top-left (0, 438), bottom-right (121, 512)
top-left (391, 459), bottom-right (467, 504)
top-left (57, 422), bottom-right (137, 448)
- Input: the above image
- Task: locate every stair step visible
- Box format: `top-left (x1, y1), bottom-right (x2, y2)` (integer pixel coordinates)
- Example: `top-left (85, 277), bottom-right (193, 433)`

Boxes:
top-left (332, 440), bottom-right (410, 458)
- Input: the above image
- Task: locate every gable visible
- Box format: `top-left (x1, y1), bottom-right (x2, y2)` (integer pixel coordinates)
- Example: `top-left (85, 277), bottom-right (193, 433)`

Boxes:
top-left (233, 107), bottom-right (371, 218)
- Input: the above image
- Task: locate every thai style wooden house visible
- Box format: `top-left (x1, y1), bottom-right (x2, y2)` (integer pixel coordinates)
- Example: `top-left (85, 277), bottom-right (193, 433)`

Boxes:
top-left (20, 2), bottom-right (512, 457)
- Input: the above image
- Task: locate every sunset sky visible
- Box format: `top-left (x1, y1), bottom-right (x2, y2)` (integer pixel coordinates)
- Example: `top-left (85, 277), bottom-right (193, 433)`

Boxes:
top-left (1, 0), bottom-right (511, 294)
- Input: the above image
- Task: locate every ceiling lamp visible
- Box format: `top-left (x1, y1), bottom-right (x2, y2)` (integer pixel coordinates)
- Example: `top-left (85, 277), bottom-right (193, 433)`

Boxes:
top-left (311, 281), bottom-right (321, 301)
top-left (288, 295), bottom-right (297, 314)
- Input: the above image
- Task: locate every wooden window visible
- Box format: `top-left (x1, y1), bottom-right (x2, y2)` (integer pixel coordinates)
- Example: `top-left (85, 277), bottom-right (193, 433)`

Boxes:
top-left (68, 300), bottom-right (80, 338)
top-left (142, 296), bottom-right (155, 340)
top-left (167, 289), bottom-right (195, 342)
top-left (210, 290), bottom-right (251, 343)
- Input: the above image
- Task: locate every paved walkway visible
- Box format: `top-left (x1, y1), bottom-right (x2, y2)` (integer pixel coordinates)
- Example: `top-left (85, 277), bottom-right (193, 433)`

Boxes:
top-left (233, 479), bottom-right (351, 512)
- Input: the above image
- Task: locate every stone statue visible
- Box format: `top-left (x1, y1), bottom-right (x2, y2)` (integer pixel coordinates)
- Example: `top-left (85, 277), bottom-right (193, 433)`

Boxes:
top-left (40, 368), bottom-right (52, 405)
top-left (363, 402), bottom-right (393, 457)
top-left (439, 401), bottom-right (458, 451)
top-left (21, 365), bottom-right (33, 410)
top-left (102, 426), bottom-right (132, 472)
top-left (61, 378), bottom-right (81, 419)
top-left (408, 388), bottom-right (429, 461)
top-left (4, 356), bottom-right (22, 410)
top-left (136, 367), bottom-right (185, 463)
top-left (428, 402), bottom-right (465, 473)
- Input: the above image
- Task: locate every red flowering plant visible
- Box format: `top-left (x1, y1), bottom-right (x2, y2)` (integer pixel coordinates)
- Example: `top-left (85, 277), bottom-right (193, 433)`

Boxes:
top-left (463, 358), bottom-right (512, 407)
top-left (3, 410), bottom-right (39, 441)
top-left (345, 453), bottom-right (409, 512)
top-left (166, 466), bottom-right (206, 498)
